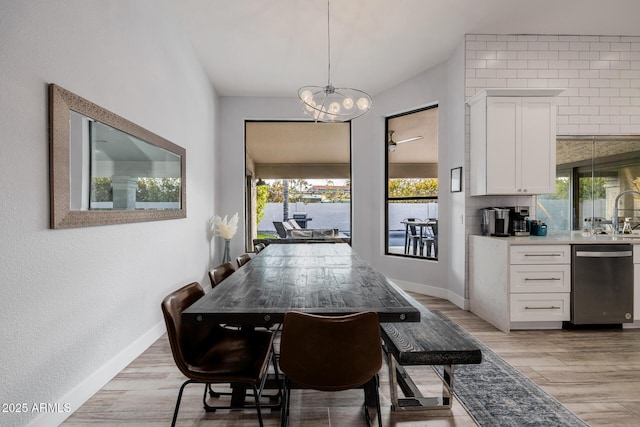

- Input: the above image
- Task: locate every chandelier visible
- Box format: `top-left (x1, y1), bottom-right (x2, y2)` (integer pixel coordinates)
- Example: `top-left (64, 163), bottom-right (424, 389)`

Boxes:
top-left (298, 0), bottom-right (372, 122)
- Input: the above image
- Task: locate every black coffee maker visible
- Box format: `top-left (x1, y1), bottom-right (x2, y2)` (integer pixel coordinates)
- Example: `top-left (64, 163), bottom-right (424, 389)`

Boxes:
top-left (508, 206), bottom-right (530, 236)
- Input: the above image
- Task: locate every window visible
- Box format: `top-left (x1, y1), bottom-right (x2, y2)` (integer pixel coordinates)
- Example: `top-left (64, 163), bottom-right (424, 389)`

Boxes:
top-left (245, 121), bottom-right (351, 249)
top-left (537, 137), bottom-right (640, 232)
top-left (385, 106), bottom-right (439, 259)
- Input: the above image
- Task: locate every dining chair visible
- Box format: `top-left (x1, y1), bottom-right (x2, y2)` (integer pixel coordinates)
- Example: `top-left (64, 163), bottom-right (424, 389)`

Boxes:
top-left (236, 253), bottom-right (252, 268)
top-left (279, 311), bottom-right (383, 427)
top-left (161, 282), bottom-right (281, 427)
top-left (208, 262), bottom-right (235, 287)
top-left (403, 218), bottom-right (423, 255)
top-left (423, 219), bottom-right (438, 258)
top-left (254, 242), bottom-right (266, 253)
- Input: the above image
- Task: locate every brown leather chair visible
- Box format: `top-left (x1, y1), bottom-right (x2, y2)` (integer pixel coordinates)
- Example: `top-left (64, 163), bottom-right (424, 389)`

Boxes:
top-left (254, 242), bottom-right (266, 253)
top-left (161, 282), bottom-right (280, 427)
top-left (279, 311), bottom-right (383, 427)
top-left (208, 262), bottom-right (235, 287)
top-left (236, 253), bottom-right (252, 268)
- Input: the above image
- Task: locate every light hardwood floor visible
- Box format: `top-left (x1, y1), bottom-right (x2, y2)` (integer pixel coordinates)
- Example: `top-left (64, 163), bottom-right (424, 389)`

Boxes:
top-left (63, 293), bottom-right (640, 426)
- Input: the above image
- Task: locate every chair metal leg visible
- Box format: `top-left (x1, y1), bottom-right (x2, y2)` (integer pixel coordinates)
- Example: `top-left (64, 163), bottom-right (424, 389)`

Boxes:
top-left (172, 379), bottom-right (196, 427)
top-left (251, 384), bottom-right (264, 427)
top-left (363, 375), bottom-right (382, 427)
top-left (280, 377), bottom-right (291, 427)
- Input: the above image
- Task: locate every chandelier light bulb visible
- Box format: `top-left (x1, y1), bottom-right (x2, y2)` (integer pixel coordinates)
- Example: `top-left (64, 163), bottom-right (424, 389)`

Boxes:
top-left (357, 97), bottom-right (370, 110)
top-left (343, 98), bottom-right (354, 110)
top-left (300, 90), bottom-right (313, 103)
top-left (328, 102), bottom-right (341, 114)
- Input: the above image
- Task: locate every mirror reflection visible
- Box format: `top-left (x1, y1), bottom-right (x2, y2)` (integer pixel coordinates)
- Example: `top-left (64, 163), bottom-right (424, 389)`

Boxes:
top-left (50, 84), bottom-right (186, 228)
top-left (67, 111), bottom-right (182, 211)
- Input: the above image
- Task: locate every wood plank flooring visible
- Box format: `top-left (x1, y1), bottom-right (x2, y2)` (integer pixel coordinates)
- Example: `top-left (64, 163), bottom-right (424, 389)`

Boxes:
top-left (63, 293), bottom-right (640, 426)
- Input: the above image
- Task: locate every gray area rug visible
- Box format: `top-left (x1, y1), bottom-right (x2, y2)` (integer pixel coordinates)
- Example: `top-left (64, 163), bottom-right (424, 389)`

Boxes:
top-left (433, 311), bottom-right (588, 427)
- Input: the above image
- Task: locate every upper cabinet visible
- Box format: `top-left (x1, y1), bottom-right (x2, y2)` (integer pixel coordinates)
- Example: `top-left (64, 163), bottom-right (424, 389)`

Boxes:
top-left (467, 89), bottom-right (564, 196)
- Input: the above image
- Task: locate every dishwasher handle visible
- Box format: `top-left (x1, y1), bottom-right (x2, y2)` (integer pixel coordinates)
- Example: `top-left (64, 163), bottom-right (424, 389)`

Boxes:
top-left (575, 250), bottom-right (633, 258)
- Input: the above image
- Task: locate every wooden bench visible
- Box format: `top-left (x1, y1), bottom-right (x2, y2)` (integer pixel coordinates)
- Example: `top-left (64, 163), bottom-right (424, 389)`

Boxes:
top-left (380, 292), bottom-right (482, 411)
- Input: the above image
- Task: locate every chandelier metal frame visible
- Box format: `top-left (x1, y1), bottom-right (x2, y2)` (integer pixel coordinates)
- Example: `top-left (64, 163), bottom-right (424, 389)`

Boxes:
top-left (298, 0), bottom-right (372, 122)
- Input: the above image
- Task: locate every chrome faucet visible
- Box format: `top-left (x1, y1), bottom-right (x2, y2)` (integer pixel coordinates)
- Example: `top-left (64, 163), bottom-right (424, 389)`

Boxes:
top-left (612, 190), bottom-right (640, 234)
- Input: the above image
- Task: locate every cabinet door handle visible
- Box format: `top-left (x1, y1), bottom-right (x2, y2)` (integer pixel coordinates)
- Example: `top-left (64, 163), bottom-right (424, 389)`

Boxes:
top-left (524, 277), bottom-right (561, 281)
top-left (524, 306), bottom-right (561, 310)
top-left (523, 253), bottom-right (562, 257)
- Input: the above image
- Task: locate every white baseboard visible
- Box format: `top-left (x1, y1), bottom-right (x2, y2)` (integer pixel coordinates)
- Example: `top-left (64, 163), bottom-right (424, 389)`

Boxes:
top-left (390, 278), bottom-right (469, 310)
top-left (29, 321), bottom-right (166, 427)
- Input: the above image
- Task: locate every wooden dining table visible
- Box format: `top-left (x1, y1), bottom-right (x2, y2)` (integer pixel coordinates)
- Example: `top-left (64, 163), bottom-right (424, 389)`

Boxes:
top-left (182, 242), bottom-right (420, 410)
top-left (183, 242), bottom-right (421, 326)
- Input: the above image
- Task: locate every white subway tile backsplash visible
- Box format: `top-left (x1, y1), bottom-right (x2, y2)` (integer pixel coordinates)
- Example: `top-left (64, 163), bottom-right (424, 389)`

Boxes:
top-left (610, 61), bottom-right (631, 70)
top-left (487, 41), bottom-right (507, 50)
top-left (559, 51), bottom-right (580, 60)
top-left (549, 60), bottom-right (570, 69)
top-left (486, 59), bottom-right (507, 68)
top-left (579, 69), bottom-right (600, 78)
top-left (590, 60), bottom-right (610, 70)
top-left (600, 51), bottom-right (620, 61)
top-left (580, 51), bottom-right (599, 60)
top-left (486, 78), bottom-right (507, 87)
top-left (570, 60), bottom-right (590, 69)
top-left (538, 69), bottom-right (559, 78)
top-left (609, 114), bottom-right (629, 124)
top-left (599, 124), bottom-right (621, 134)
top-left (517, 69), bottom-right (538, 79)
top-left (558, 69), bottom-right (580, 78)
top-left (599, 69), bottom-right (620, 79)
top-left (549, 41), bottom-right (570, 50)
top-left (579, 105), bottom-right (599, 115)
top-left (570, 42), bottom-right (590, 51)
top-left (507, 60), bottom-right (528, 69)
top-left (465, 32), bottom-right (640, 225)
top-left (528, 41), bottom-right (549, 51)
top-left (612, 42), bottom-right (631, 52)
top-left (527, 79), bottom-right (549, 88)
top-left (568, 78), bottom-right (589, 87)
top-left (610, 97), bottom-right (630, 106)
top-left (528, 60), bottom-right (549, 69)
top-left (506, 79), bottom-right (528, 87)
top-left (476, 68), bottom-right (497, 78)
top-left (496, 69), bottom-right (517, 78)
top-left (589, 79), bottom-right (610, 88)
top-left (579, 124), bottom-right (600, 133)
top-left (476, 34), bottom-right (497, 41)
top-left (507, 41), bottom-right (528, 50)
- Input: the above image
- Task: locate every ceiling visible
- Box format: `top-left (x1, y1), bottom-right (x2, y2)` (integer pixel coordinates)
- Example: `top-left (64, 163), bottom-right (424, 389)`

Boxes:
top-left (168, 0), bottom-right (640, 98)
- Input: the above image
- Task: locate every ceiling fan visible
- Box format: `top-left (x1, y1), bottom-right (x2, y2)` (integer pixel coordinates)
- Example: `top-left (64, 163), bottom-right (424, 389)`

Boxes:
top-left (387, 130), bottom-right (423, 152)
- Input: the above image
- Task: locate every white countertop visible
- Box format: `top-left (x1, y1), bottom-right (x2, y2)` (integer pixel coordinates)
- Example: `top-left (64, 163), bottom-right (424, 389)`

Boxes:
top-left (474, 231), bottom-right (640, 244)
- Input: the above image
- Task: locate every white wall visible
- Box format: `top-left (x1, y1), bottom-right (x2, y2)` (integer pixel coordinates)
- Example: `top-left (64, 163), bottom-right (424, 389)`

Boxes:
top-left (0, 1), bottom-right (217, 426)
top-left (218, 47), bottom-right (468, 307)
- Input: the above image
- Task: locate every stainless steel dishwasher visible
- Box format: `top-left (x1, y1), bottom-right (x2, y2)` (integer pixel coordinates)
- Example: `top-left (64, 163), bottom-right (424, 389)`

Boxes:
top-left (571, 244), bottom-right (634, 325)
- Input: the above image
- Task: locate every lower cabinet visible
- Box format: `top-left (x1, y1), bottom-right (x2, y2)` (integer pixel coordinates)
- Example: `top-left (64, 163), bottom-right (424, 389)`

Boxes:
top-left (469, 237), bottom-right (571, 332)
top-left (508, 246), bottom-right (571, 324)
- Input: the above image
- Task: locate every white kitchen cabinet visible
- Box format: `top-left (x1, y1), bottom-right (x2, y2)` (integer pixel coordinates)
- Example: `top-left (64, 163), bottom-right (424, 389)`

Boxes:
top-left (508, 245), bottom-right (571, 324)
top-left (469, 236), bottom-right (571, 332)
top-left (467, 89), bottom-right (563, 196)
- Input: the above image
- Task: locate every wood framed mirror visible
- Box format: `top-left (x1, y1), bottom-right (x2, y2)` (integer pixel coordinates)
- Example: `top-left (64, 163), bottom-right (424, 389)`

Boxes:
top-left (49, 84), bottom-right (186, 229)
